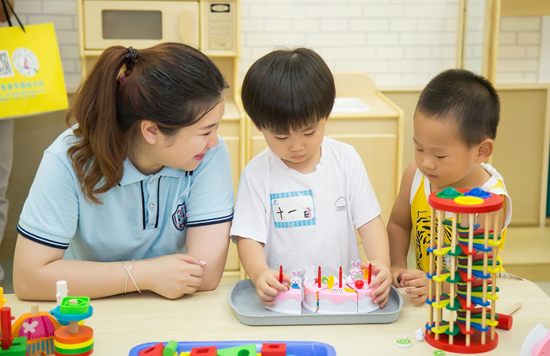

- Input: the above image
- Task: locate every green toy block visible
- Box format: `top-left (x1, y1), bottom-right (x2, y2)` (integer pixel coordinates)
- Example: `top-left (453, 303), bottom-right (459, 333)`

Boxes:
top-left (446, 297), bottom-right (461, 311)
top-left (0, 337), bottom-right (27, 356)
top-left (216, 343), bottom-right (257, 356)
top-left (60, 296), bottom-right (90, 314)
top-left (446, 244), bottom-right (463, 256)
top-left (54, 342), bottom-right (94, 355)
top-left (163, 340), bottom-right (178, 356)
top-left (446, 271), bottom-right (461, 284)
top-left (444, 322), bottom-right (461, 336)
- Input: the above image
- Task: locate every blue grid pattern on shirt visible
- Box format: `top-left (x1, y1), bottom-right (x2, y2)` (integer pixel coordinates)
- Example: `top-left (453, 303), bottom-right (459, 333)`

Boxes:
top-left (270, 190), bottom-right (316, 228)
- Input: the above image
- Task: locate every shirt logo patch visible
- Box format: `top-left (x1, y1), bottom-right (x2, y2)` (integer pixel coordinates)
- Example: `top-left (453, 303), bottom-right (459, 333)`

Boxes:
top-left (172, 203), bottom-right (187, 231)
top-left (335, 196), bottom-right (346, 212)
top-left (270, 190), bottom-right (315, 228)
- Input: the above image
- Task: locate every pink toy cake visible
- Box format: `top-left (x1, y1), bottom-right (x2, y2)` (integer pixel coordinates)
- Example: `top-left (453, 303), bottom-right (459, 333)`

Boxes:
top-left (266, 262), bottom-right (380, 315)
top-left (346, 261), bottom-right (380, 314)
top-left (265, 269), bottom-right (303, 315)
top-left (303, 283), bottom-right (327, 313)
top-left (302, 265), bottom-right (327, 313)
top-left (350, 278), bottom-right (379, 314)
top-left (318, 275), bottom-right (358, 314)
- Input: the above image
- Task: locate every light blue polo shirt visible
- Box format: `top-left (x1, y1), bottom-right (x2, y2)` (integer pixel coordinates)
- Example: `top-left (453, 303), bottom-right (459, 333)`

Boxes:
top-left (17, 127), bottom-right (234, 262)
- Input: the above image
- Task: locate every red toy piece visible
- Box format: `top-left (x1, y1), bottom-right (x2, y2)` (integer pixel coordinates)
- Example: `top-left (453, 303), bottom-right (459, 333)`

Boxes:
top-left (368, 263), bottom-right (372, 285)
top-left (261, 343), bottom-right (286, 356)
top-left (0, 307), bottom-right (14, 350)
top-left (279, 265), bottom-right (283, 284)
top-left (138, 342), bottom-right (165, 356)
top-left (425, 331), bottom-right (499, 353)
top-left (189, 346), bottom-right (217, 356)
top-left (355, 280), bottom-right (364, 289)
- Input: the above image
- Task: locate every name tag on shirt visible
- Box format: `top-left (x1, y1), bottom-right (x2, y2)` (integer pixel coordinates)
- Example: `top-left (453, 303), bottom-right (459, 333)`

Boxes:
top-left (270, 190), bottom-right (316, 228)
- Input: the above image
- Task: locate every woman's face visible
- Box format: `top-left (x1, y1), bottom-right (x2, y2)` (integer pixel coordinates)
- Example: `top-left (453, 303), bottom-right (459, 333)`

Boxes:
top-left (160, 98), bottom-right (226, 172)
top-left (135, 97), bottom-right (225, 174)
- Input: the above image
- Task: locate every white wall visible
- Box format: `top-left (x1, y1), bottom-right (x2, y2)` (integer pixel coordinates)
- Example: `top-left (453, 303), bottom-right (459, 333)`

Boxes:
top-left (497, 16), bottom-right (543, 83)
top-left (240, 0), bottom-right (459, 85)
top-left (3, 0), bottom-right (547, 91)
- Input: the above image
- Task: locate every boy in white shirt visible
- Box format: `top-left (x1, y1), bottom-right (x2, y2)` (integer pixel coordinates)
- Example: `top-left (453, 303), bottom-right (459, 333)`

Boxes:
top-left (230, 48), bottom-right (392, 308)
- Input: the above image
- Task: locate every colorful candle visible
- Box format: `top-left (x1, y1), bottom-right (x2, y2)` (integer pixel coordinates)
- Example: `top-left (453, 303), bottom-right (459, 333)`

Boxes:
top-left (368, 263), bottom-right (372, 285)
top-left (318, 266), bottom-right (321, 288)
top-left (279, 265), bottom-right (283, 284)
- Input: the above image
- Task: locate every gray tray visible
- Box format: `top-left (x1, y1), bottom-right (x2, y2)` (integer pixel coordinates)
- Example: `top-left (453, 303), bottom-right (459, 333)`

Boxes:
top-left (228, 279), bottom-right (403, 326)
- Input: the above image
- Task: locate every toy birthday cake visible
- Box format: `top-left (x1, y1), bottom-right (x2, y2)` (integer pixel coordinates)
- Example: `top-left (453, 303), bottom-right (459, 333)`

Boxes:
top-left (267, 261), bottom-right (380, 315)
top-left (266, 269), bottom-right (303, 315)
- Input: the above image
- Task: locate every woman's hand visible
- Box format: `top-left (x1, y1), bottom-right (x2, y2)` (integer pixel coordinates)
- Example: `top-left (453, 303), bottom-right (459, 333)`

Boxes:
top-left (138, 254), bottom-right (206, 299)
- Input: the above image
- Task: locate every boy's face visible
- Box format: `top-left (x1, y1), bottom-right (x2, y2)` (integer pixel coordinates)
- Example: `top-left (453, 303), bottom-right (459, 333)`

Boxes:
top-left (259, 118), bottom-right (327, 173)
top-left (413, 111), bottom-right (482, 190)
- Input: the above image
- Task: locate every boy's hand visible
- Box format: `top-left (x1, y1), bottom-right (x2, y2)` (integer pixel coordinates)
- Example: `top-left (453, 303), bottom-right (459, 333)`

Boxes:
top-left (361, 261), bottom-right (392, 308)
top-left (390, 266), bottom-right (407, 288)
top-left (253, 268), bottom-right (289, 307)
top-left (400, 269), bottom-right (429, 303)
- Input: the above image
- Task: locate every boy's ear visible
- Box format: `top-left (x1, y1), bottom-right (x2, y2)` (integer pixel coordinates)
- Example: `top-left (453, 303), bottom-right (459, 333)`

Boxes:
top-left (141, 120), bottom-right (160, 145)
top-left (475, 138), bottom-right (494, 163)
top-left (252, 121), bottom-right (262, 133)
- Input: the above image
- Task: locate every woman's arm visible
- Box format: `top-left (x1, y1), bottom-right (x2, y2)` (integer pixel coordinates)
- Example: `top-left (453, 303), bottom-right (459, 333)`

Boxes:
top-left (13, 234), bottom-right (207, 300)
top-left (186, 221), bottom-right (230, 291)
top-left (13, 234), bottom-right (130, 300)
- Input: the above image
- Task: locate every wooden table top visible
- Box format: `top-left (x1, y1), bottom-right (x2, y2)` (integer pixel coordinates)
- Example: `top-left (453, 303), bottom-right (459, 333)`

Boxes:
top-left (4, 277), bottom-right (550, 355)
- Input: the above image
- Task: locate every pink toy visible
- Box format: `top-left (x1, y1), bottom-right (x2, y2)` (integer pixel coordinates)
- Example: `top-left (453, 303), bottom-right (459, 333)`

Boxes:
top-left (303, 266), bottom-right (327, 313)
top-left (520, 324), bottom-right (550, 356)
top-left (11, 304), bottom-right (61, 356)
top-left (266, 269), bottom-right (302, 315)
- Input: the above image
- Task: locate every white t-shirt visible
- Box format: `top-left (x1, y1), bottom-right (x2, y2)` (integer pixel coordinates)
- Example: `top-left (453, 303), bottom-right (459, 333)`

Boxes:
top-left (230, 137), bottom-right (381, 277)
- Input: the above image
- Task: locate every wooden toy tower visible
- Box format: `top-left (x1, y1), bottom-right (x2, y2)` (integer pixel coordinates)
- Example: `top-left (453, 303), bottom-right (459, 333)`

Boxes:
top-left (425, 187), bottom-right (503, 353)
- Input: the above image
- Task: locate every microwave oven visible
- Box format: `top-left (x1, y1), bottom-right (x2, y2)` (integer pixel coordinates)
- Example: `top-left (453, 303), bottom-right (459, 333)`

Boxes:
top-left (82, 0), bottom-right (236, 53)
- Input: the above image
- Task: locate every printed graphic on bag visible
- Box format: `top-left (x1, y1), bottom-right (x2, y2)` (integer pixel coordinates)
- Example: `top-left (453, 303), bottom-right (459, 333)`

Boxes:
top-left (0, 50), bottom-right (15, 78)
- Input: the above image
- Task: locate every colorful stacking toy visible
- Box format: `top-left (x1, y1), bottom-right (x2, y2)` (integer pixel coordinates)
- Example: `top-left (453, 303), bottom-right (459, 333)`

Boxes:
top-left (12, 304), bottom-right (61, 355)
top-left (425, 187), bottom-right (503, 353)
top-left (51, 297), bottom-right (94, 356)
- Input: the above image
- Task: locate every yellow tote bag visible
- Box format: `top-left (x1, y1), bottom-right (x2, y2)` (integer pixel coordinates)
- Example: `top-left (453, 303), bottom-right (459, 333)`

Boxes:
top-left (0, 23), bottom-right (68, 119)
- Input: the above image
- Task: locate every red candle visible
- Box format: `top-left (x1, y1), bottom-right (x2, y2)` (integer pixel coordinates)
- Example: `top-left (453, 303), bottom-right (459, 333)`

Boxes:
top-left (279, 265), bottom-right (283, 284)
top-left (368, 263), bottom-right (372, 285)
top-left (318, 266), bottom-right (321, 288)
top-left (339, 266), bottom-right (342, 288)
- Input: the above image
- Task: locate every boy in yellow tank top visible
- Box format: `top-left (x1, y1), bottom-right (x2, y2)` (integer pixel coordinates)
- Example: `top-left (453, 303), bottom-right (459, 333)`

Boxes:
top-left (387, 69), bottom-right (512, 304)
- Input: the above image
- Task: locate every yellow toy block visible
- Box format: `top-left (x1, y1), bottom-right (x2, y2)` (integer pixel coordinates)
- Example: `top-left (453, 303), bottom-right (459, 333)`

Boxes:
top-left (432, 299), bottom-right (450, 309)
top-left (433, 246), bottom-right (451, 256)
top-left (432, 324), bottom-right (450, 334)
top-left (433, 273), bottom-right (451, 282)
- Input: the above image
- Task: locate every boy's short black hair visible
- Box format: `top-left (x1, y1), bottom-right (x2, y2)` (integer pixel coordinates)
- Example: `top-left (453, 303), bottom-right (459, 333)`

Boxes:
top-left (241, 48), bottom-right (335, 134)
top-left (416, 69), bottom-right (500, 147)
